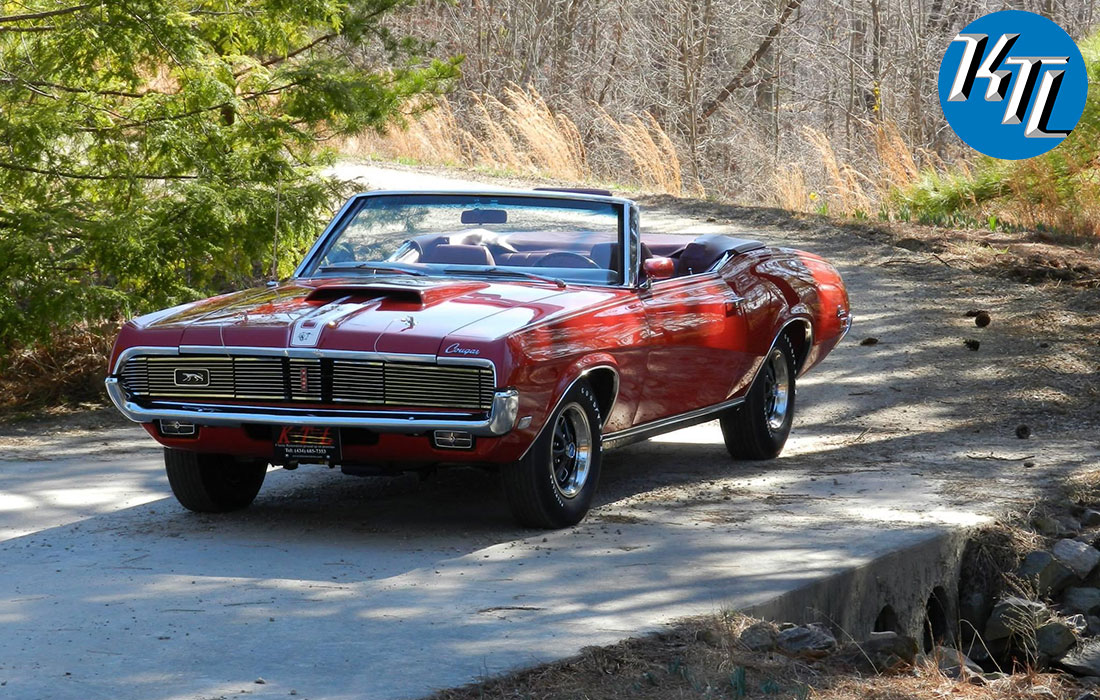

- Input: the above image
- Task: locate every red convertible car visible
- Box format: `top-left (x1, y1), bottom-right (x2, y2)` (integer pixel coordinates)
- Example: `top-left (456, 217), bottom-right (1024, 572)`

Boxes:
top-left (106, 189), bottom-right (850, 528)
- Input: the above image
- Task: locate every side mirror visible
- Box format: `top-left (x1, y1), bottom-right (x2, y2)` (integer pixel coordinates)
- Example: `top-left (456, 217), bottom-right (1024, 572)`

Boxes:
top-left (643, 256), bottom-right (675, 281)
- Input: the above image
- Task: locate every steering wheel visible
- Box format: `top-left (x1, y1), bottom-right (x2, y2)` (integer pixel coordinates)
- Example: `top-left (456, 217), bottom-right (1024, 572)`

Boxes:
top-left (534, 252), bottom-right (601, 269)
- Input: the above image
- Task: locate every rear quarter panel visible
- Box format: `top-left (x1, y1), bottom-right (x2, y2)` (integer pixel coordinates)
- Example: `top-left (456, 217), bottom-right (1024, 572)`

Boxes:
top-left (723, 247), bottom-right (848, 378)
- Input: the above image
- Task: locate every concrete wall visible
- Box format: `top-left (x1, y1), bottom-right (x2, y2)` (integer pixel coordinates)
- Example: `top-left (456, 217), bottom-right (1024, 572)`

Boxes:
top-left (744, 529), bottom-right (971, 645)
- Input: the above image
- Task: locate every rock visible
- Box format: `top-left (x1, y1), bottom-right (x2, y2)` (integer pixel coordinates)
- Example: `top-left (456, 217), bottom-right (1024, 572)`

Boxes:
top-left (959, 590), bottom-right (992, 626)
top-left (1075, 693), bottom-right (1100, 700)
top-left (1083, 510), bottom-right (1100, 527)
top-left (975, 311), bottom-right (991, 327)
top-left (254, 678), bottom-right (266, 685)
top-left (859, 337), bottom-right (879, 346)
top-left (1016, 424), bottom-right (1031, 439)
top-left (1017, 550), bottom-right (1075, 596)
top-left (738, 621), bottom-right (778, 652)
top-left (965, 635), bottom-right (1009, 667)
top-left (895, 237), bottom-right (929, 252)
top-left (698, 628), bottom-right (725, 647)
top-left (1063, 588), bottom-right (1100, 616)
top-left (985, 597), bottom-right (1050, 640)
top-left (1033, 514), bottom-right (1063, 537)
top-left (777, 624), bottom-right (837, 657)
top-left (1061, 517), bottom-right (1085, 537)
top-left (1060, 640), bottom-right (1100, 676)
top-left (935, 645), bottom-right (983, 679)
top-left (1036, 620), bottom-right (1077, 659)
top-left (964, 338), bottom-right (981, 351)
top-left (1089, 615), bottom-right (1100, 636)
top-left (838, 631), bottom-right (918, 672)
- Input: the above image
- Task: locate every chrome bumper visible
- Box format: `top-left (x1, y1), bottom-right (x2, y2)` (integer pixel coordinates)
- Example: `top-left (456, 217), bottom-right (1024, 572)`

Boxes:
top-left (104, 377), bottom-right (520, 437)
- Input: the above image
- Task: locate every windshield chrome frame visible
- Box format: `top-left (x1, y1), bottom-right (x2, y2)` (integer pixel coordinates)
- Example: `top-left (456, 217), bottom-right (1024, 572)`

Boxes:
top-left (292, 190), bottom-right (638, 287)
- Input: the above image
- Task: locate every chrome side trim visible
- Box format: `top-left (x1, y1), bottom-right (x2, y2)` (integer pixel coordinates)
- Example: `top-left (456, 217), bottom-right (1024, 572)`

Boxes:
top-left (104, 378), bottom-right (519, 436)
top-left (602, 396), bottom-right (746, 450)
top-left (572, 319), bottom-right (812, 452)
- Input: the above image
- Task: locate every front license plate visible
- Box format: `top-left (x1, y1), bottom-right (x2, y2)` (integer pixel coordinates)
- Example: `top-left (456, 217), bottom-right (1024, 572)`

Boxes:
top-left (275, 426), bottom-right (341, 463)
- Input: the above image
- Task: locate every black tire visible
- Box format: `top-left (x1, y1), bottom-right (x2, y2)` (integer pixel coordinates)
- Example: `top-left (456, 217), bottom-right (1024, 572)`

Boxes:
top-left (163, 448), bottom-right (268, 512)
top-left (720, 334), bottom-right (797, 460)
top-left (502, 379), bottom-right (603, 528)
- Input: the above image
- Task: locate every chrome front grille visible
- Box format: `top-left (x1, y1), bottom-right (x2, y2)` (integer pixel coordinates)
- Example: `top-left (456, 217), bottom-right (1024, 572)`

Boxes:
top-left (332, 360), bottom-right (384, 405)
top-left (119, 354), bottom-right (496, 411)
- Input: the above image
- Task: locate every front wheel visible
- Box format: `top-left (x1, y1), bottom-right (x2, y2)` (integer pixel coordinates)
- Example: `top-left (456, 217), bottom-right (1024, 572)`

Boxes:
top-left (501, 380), bottom-right (603, 528)
top-left (720, 334), bottom-right (797, 460)
top-left (164, 448), bottom-right (268, 512)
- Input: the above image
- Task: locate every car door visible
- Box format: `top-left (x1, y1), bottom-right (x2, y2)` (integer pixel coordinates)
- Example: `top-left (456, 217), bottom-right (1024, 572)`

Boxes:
top-left (633, 273), bottom-right (752, 425)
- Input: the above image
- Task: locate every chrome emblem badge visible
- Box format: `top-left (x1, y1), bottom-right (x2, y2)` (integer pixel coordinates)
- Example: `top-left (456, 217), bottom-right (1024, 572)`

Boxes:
top-left (400, 315), bottom-right (416, 330)
top-left (173, 368), bottom-right (210, 387)
top-left (299, 367), bottom-right (309, 392)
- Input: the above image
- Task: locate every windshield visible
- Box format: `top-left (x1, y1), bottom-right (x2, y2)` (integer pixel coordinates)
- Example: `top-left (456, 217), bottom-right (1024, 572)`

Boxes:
top-left (302, 193), bottom-right (625, 285)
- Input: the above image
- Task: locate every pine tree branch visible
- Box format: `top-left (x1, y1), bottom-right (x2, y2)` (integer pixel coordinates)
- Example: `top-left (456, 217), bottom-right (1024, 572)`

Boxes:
top-left (0, 25), bottom-right (56, 33)
top-left (233, 33), bottom-right (337, 77)
top-left (0, 161), bottom-right (196, 180)
top-left (0, 3), bottom-right (92, 23)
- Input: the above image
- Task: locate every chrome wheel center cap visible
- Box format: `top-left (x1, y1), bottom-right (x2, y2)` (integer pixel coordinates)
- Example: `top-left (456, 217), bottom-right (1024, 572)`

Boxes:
top-left (566, 443), bottom-right (576, 459)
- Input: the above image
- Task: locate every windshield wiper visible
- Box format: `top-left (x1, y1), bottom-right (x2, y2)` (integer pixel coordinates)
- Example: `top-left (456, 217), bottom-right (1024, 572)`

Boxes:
top-left (317, 262), bottom-right (427, 277)
top-left (443, 266), bottom-right (567, 289)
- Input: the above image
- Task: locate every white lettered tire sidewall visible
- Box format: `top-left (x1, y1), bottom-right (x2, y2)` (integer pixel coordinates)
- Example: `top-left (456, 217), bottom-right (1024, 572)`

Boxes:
top-left (502, 379), bottom-right (603, 528)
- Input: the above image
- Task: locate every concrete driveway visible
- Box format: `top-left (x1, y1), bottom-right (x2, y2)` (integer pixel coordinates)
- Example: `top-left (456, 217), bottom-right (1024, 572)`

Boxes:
top-left (1, 164), bottom-right (1096, 699)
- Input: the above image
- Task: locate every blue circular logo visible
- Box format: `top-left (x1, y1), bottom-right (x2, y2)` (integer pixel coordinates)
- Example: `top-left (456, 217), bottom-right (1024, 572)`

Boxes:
top-left (938, 10), bottom-right (1087, 160)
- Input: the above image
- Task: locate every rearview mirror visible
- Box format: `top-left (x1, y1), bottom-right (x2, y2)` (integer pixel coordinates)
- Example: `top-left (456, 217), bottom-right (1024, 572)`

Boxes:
top-left (461, 209), bottom-right (507, 225)
top-left (643, 256), bottom-right (675, 281)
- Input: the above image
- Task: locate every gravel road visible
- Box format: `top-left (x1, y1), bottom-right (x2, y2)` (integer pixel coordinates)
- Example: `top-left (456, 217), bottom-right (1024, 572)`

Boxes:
top-left (0, 163), bottom-right (1096, 700)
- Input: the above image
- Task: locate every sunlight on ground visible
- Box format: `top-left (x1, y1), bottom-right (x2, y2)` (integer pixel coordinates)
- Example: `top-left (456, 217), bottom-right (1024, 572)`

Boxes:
top-left (852, 506), bottom-right (990, 527)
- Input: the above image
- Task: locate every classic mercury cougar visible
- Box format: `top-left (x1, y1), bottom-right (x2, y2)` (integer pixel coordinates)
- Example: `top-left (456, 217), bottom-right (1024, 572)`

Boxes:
top-left (106, 189), bottom-right (851, 528)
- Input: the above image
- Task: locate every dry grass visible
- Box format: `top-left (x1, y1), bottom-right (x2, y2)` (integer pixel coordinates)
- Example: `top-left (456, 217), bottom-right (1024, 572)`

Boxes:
top-left (342, 86), bottom-right (684, 195)
top-left (597, 109), bottom-right (684, 195)
top-left (428, 613), bottom-right (1082, 700)
top-left (0, 324), bottom-right (116, 415)
top-left (770, 121), bottom-right (930, 218)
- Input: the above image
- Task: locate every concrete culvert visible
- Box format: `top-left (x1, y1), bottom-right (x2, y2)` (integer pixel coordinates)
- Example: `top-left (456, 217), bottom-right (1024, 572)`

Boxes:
top-left (874, 604), bottom-right (899, 633)
top-left (923, 586), bottom-right (951, 653)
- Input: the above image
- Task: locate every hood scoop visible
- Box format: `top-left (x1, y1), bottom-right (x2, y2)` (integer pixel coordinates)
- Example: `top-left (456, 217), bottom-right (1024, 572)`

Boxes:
top-left (305, 279), bottom-right (490, 307)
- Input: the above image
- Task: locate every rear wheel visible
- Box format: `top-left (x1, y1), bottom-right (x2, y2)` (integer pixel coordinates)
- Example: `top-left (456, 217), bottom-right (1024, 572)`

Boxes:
top-left (164, 448), bottom-right (268, 512)
top-left (502, 380), bottom-right (602, 528)
top-left (720, 334), bottom-right (797, 460)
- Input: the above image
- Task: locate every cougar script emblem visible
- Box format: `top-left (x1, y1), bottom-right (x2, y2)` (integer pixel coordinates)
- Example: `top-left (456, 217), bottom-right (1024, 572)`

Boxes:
top-left (444, 343), bottom-right (480, 356)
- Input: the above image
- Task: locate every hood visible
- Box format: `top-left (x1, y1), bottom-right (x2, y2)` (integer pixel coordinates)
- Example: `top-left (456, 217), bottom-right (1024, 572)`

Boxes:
top-left (130, 276), bottom-right (611, 356)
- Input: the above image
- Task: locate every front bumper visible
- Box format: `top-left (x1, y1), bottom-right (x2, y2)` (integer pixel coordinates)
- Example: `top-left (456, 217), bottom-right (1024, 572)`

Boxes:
top-left (104, 377), bottom-right (520, 437)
